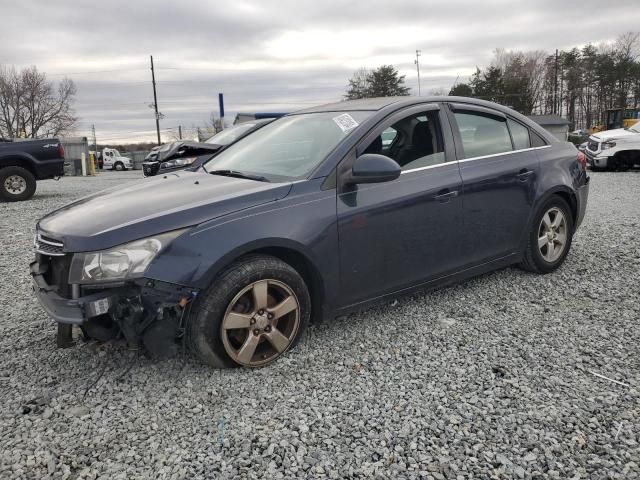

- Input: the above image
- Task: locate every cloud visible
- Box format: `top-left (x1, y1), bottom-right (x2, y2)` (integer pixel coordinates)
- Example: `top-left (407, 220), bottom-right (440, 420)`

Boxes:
top-left (1, 0), bottom-right (637, 143)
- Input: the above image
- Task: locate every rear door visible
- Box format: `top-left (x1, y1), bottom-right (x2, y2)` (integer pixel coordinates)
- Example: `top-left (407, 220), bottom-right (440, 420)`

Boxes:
top-left (446, 103), bottom-right (540, 265)
top-left (337, 104), bottom-right (464, 307)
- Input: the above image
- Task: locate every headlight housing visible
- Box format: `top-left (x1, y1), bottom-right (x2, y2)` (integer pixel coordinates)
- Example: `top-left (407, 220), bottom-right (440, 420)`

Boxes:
top-left (160, 157), bottom-right (198, 169)
top-left (68, 230), bottom-right (185, 284)
top-left (602, 141), bottom-right (616, 150)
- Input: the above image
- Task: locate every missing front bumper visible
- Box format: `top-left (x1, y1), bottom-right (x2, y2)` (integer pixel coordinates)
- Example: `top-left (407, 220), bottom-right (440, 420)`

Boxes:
top-left (30, 260), bottom-right (128, 325)
top-left (30, 258), bottom-right (196, 356)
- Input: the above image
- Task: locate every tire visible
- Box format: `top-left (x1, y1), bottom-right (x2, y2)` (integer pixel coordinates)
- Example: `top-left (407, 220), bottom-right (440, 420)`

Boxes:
top-left (114, 162), bottom-right (124, 171)
top-left (186, 255), bottom-right (311, 368)
top-left (519, 195), bottom-right (574, 274)
top-left (0, 166), bottom-right (37, 202)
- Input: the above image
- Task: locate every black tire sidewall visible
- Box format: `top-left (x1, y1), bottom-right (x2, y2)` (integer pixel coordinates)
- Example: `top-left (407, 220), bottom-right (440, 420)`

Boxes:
top-left (187, 255), bottom-right (311, 368)
top-left (0, 166), bottom-right (36, 201)
top-left (114, 162), bottom-right (124, 171)
top-left (528, 196), bottom-right (574, 273)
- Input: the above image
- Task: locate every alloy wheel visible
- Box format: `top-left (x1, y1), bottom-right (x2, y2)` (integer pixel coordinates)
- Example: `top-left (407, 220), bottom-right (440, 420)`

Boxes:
top-left (220, 279), bottom-right (300, 367)
top-left (537, 207), bottom-right (568, 263)
top-left (4, 175), bottom-right (27, 195)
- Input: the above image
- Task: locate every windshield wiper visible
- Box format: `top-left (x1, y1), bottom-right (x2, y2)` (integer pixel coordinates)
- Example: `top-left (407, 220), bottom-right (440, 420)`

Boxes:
top-left (209, 169), bottom-right (269, 182)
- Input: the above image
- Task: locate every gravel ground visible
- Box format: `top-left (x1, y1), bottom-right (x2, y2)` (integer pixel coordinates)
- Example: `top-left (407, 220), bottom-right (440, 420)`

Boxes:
top-left (0, 170), bottom-right (639, 479)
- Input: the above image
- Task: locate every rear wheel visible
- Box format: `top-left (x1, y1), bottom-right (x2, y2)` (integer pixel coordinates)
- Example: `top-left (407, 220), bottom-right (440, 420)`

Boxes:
top-left (519, 196), bottom-right (574, 274)
top-left (0, 166), bottom-right (37, 201)
top-left (186, 255), bottom-right (310, 368)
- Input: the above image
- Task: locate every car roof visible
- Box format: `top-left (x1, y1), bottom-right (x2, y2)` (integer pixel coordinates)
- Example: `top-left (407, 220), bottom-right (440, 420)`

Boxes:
top-left (293, 97), bottom-right (414, 113)
top-left (292, 96), bottom-right (537, 115)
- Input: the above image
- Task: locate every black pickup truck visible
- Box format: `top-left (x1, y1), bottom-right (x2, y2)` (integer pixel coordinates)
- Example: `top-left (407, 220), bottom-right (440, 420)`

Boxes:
top-left (0, 138), bottom-right (65, 201)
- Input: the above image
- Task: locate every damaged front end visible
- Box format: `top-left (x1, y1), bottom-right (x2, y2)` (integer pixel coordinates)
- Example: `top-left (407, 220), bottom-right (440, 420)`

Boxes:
top-left (30, 230), bottom-right (196, 357)
top-left (142, 141), bottom-right (222, 177)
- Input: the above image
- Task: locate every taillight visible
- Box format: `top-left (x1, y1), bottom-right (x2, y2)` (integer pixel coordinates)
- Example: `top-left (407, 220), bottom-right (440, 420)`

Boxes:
top-left (58, 143), bottom-right (65, 159)
top-left (577, 151), bottom-right (586, 170)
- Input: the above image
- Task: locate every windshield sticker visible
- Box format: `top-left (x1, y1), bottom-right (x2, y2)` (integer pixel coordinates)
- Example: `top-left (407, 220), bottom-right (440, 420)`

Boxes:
top-left (333, 113), bottom-right (359, 132)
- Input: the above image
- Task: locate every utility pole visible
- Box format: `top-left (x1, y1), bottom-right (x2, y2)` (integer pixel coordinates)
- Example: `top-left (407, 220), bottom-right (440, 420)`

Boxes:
top-left (414, 50), bottom-right (422, 96)
top-left (178, 125), bottom-right (182, 140)
top-left (150, 55), bottom-right (161, 145)
top-left (553, 49), bottom-right (558, 115)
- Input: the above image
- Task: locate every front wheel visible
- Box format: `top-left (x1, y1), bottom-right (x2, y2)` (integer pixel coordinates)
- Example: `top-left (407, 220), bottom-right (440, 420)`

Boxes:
top-left (519, 196), bottom-right (574, 274)
top-left (114, 162), bottom-right (125, 171)
top-left (0, 166), bottom-right (37, 202)
top-left (186, 255), bottom-right (310, 368)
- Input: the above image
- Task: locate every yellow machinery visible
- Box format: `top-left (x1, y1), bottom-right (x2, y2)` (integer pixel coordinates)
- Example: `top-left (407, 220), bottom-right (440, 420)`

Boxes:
top-left (590, 108), bottom-right (640, 133)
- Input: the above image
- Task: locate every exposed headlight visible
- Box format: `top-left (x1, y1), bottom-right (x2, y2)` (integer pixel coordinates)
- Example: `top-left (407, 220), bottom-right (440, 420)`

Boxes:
top-left (160, 157), bottom-right (197, 169)
top-left (602, 141), bottom-right (616, 150)
top-left (68, 230), bottom-right (186, 284)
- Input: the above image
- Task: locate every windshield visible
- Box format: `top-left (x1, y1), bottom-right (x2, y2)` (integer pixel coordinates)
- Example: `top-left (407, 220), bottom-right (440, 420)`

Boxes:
top-left (205, 123), bottom-right (258, 146)
top-left (204, 111), bottom-right (371, 180)
top-left (629, 121), bottom-right (640, 133)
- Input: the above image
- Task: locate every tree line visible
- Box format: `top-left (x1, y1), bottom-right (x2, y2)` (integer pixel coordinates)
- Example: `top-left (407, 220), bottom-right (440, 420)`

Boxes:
top-left (346, 33), bottom-right (640, 130)
top-left (450, 32), bottom-right (640, 129)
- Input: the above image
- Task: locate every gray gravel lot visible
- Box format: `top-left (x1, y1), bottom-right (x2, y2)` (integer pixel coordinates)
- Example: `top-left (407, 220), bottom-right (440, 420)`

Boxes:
top-left (0, 170), bottom-right (639, 479)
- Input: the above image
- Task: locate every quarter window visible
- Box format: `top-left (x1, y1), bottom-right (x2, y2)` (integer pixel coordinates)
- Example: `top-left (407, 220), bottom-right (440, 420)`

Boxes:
top-left (531, 131), bottom-right (548, 147)
top-left (507, 119), bottom-right (531, 150)
top-left (454, 111), bottom-right (513, 158)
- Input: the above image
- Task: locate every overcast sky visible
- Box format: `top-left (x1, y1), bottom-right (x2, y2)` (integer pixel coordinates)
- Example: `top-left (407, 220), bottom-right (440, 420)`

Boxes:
top-left (1, 0), bottom-right (637, 143)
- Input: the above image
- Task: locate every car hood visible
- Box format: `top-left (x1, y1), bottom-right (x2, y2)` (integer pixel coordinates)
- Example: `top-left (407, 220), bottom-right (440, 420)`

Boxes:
top-left (38, 171), bottom-right (292, 252)
top-left (591, 128), bottom-right (639, 141)
top-left (144, 141), bottom-right (222, 163)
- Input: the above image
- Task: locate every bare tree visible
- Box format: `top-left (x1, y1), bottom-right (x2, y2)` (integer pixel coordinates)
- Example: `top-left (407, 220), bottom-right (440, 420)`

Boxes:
top-left (0, 65), bottom-right (77, 139)
top-left (427, 87), bottom-right (448, 96)
top-left (344, 68), bottom-right (371, 100)
top-left (208, 111), bottom-right (223, 133)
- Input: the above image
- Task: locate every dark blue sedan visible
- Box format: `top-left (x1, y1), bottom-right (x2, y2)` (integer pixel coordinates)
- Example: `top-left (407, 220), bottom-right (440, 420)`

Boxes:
top-left (31, 97), bottom-right (589, 368)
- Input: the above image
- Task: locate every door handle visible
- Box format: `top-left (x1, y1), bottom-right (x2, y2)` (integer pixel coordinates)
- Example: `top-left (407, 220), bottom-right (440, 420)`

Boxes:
top-left (434, 189), bottom-right (459, 202)
top-left (516, 169), bottom-right (534, 181)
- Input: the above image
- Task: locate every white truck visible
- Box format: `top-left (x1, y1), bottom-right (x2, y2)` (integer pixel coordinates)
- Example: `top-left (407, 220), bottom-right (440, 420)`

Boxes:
top-left (102, 148), bottom-right (132, 171)
top-left (585, 121), bottom-right (640, 171)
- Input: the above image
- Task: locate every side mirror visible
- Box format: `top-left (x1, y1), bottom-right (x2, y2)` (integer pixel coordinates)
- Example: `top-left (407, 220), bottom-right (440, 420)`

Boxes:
top-left (349, 153), bottom-right (401, 184)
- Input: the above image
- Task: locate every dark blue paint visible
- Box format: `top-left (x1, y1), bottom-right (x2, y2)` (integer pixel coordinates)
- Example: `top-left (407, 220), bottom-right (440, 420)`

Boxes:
top-left (36, 97), bottom-right (590, 320)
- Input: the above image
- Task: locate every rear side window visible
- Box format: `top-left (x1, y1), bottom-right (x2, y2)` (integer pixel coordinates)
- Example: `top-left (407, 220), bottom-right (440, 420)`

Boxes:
top-left (531, 131), bottom-right (548, 147)
top-left (453, 111), bottom-right (512, 158)
top-left (507, 119), bottom-right (531, 150)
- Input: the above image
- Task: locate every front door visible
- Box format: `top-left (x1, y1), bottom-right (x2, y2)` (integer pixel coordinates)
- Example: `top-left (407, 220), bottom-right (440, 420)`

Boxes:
top-left (447, 104), bottom-right (540, 264)
top-left (337, 105), bottom-right (464, 307)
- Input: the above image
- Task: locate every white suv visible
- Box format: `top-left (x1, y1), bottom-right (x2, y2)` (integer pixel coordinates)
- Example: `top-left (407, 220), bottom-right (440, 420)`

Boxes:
top-left (585, 121), bottom-right (640, 170)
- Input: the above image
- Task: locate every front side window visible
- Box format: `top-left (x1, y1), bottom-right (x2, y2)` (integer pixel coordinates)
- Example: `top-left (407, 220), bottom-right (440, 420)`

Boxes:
top-left (204, 111), bottom-right (372, 180)
top-left (454, 111), bottom-right (513, 158)
top-left (507, 118), bottom-right (531, 150)
top-left (362, 110), bottom-right (445, 171)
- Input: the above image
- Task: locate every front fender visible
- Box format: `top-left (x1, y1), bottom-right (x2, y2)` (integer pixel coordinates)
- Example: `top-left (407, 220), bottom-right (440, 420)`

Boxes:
top-left (144, 178), bottom-right (339, 306)
top-left (0, 151), bottom-right (38, 169)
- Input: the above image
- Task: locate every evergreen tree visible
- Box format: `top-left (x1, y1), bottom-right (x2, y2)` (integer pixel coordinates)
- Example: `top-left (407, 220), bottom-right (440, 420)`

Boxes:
top-left (449, 83), bottom-right (473, 96)
top-left (345, 65), bottom-right (410, 99)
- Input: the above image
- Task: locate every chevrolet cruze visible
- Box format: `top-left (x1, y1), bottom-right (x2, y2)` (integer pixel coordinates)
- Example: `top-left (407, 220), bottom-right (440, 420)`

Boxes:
top-left (31, 97), bottom-right (590, 368)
